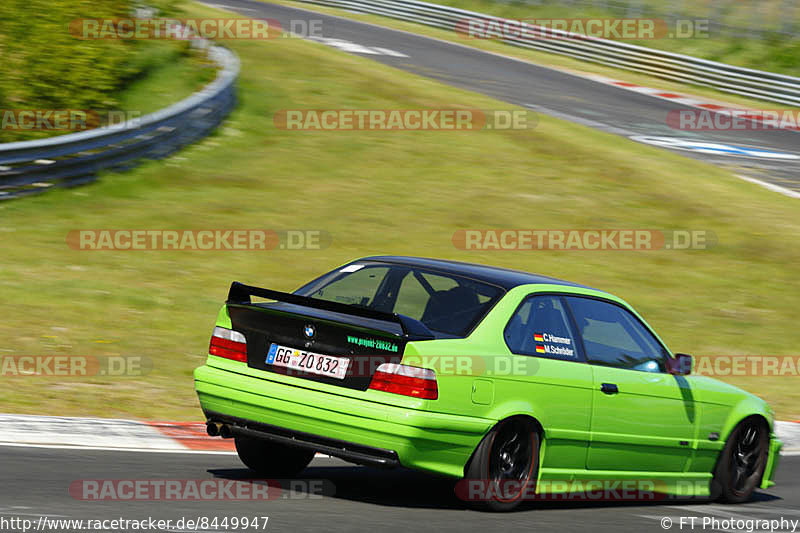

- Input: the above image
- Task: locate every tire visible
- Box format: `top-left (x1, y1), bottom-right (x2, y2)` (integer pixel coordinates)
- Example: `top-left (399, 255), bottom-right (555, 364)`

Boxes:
top-left (234, 435), bottom-right (316, 477)
top-left (463, 417), bottom-right (540, 512)
top-left (711, 417), bottom-right (769, 503)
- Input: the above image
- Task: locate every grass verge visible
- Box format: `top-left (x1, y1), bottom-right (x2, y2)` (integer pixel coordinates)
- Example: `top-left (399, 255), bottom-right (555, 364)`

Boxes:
top-left (113, 41), bottom-right (217, 116)
top-left (0, 1), bottom-right (798, 420)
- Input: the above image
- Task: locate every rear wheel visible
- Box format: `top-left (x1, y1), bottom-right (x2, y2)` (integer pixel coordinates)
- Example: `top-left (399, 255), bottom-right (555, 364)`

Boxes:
top-left (712, 417), bottom-right (769, 503)
top-left (464, 417), bottom-right (539, 512)
top-left (235, 436), bottom-right (315, 477)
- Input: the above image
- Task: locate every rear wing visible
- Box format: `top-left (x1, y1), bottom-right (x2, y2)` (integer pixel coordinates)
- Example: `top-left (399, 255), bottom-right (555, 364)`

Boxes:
top-left (227, 281), bottom-right (435, 340)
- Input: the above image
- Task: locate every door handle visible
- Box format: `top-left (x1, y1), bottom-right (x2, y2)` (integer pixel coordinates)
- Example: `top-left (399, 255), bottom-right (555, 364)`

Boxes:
top-left (601, 383), bottom-right (619, 395)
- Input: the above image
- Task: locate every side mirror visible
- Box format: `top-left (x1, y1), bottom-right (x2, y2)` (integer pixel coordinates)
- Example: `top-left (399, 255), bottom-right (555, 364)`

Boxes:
top-left (667, 353), bottom-right (692, 376)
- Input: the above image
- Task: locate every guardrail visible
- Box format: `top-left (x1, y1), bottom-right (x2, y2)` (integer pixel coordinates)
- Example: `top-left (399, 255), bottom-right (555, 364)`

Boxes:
top-left (298, 0), bottom-right (800, 107)
top-left (0, 42), bottom-right (239, 201)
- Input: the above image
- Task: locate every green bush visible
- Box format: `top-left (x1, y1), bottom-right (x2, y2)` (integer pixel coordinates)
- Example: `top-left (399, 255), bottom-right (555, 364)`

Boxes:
top-left (0, 0), bottom-right (183, 142)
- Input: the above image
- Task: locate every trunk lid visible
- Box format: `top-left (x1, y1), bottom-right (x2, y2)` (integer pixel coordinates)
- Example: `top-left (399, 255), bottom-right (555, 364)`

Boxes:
top-left (226, 282), bottom-right (432, 391)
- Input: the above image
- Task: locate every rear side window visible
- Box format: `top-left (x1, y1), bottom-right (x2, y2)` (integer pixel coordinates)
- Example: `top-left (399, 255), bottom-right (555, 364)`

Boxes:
top-left (394, 271), bottom-right (499, 336)
top-left (565, 296), bottom-right (667, 373)
top-left (504, 295), bottom-right (581, 361)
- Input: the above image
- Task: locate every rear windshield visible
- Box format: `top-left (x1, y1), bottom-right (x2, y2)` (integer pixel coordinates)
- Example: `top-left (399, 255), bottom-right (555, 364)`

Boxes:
top-left (295, 262), bottom-right (504, 337)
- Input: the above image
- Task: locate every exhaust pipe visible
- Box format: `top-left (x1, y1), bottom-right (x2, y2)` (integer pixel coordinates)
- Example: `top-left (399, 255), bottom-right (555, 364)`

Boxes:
top-left (219, 424), bottom-right (233, 439)
top-left (206, 421), bottom-right (222, 437)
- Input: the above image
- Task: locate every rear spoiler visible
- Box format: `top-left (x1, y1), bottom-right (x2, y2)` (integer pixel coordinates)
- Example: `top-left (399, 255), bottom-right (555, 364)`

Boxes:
top-left (227, 281), bottom-right (435, 340)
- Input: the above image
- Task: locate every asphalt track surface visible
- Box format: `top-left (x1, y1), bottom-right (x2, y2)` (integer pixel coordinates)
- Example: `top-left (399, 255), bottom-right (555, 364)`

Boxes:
top-left (203, 0), bottom-right (800, 193)
top-left (1, 446), bottom-right (798, 532)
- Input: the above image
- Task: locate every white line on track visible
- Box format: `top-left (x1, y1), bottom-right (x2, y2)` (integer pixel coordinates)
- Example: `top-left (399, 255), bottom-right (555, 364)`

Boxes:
top-left (736, 174), bottom-right (800, 199)
top-left (709, 506), bottom-right (800, 517)
top-left (0, 508), bottom-right (67, 518)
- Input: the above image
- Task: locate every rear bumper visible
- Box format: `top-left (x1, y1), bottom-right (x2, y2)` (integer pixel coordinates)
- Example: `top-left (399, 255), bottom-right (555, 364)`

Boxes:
top-left (761, 435), bottom-right (782, 489)
top-left (194, 363), bottom-right (493, 478)
top-left (206, 410), bottom-right (400, 468)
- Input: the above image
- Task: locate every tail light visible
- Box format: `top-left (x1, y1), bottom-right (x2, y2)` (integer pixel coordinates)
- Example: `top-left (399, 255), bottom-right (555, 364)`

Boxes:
top-left (369, 363), bottom-right (438, 400)
top-left (209, 326), bottom-right (247, 362)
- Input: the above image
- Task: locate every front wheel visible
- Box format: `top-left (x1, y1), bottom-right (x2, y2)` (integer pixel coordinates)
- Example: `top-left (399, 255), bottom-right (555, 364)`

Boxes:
top-left (235, 436), bottom-right (316, 477)
top-left (712, 417), bottom-right (769, 503)
top-left (463, 417), bottom-right (540, 512)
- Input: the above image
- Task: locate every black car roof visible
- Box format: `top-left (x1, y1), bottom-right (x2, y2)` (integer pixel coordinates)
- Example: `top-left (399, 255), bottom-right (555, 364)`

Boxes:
top-left (357, 256), bottom-right (594, 291)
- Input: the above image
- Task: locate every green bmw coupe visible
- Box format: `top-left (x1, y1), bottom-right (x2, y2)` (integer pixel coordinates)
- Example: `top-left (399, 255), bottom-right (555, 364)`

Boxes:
top-left (195, 256), bottom-right (781, 511)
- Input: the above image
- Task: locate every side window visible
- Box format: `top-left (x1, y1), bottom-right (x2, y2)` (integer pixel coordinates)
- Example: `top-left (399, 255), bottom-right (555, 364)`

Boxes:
top-left (504, 295), bottom-right (581, 361)
top-left (393, 272), bottom-right (431, 320)
top-left (395, 271), bottom-right (499, 336)
top-left (565, 297), bottom-right (667, 373)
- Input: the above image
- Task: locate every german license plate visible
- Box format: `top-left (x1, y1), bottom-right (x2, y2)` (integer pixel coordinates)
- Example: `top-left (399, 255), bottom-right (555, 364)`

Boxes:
top-left (266, 343), bottom-right (349, 380)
